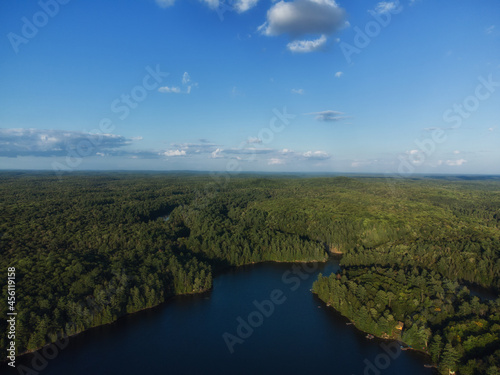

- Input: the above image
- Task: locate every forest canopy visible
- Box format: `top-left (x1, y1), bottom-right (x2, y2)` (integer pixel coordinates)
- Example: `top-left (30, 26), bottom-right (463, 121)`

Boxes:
top-left (1, 172), bottom-right (499, 373)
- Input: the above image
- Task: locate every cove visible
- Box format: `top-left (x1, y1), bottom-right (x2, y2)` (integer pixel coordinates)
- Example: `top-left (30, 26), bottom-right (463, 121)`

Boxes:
top-left (3, 259), bottom-right (434, 375)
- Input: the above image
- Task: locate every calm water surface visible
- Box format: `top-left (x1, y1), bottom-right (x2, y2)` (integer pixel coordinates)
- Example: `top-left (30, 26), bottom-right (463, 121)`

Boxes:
top-left (4, 259), bottom-right (434, 375)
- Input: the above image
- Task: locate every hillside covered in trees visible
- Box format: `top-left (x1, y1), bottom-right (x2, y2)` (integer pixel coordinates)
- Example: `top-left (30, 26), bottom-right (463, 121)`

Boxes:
top-left (1, 172), bottom-right (499, 373)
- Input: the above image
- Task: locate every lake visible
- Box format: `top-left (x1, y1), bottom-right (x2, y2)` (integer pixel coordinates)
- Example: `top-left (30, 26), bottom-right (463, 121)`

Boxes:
top-left (3, 259), bottom-right (434, 375)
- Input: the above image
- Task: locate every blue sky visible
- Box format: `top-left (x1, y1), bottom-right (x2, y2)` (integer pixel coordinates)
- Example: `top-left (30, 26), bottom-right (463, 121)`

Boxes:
top-left (0, 0), bottom-right (499, 174)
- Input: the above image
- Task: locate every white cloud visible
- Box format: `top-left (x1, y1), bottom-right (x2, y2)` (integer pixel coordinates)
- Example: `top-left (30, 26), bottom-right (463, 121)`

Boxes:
top-left (488, 127), bottom-right (496, 132)
top-left (158, 72), bottom-right (197, 94)
top-left (162, 149), bottom-right (186, 157)
top-left (453, 150), bottom-right (460, 154)
top-left (335, 71), bottom-right (343, 78)
top-left (291, 88), bottom-right (304, 94)
top-left (199, 0), bottom-right (259, 12)
top-left (211, 148), bottom-right (223, 158)
top-left (169, 141), bottom-right (219, 155)
top-left (374, 1), bottom-right (399, 14)
top-left (234, 0), bottom-right (259, 13)
top-left (268, 158), bottom-right (285, 165)
top-left (445, 159), bottom-right (467, 166)
top-left (306, 110), bottom-right (348, 122)
top-left (287, 35), bottom-right (327, 53)
top-left (303, 150), bottom-right (330, 160)
top-left (155, 0), bottom-right (176, 8)
top-left (0, 128), bottom-right (134, 157)
top-left (260, 0), bottom-right (347, 38)
top-left (158, 86), bottom-right (181, 93)
top-left (182, 72), bottom-right (198, 94)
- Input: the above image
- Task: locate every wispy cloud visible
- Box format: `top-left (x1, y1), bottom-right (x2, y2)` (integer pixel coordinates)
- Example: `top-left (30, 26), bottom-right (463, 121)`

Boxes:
top-left (268, 158), bottom-right (285, 165)
top-left (445, 159), bottom-right (467, 166)
top-left (159, 72), bottom-right (197, 94)
top-left (161, 149), bottom-right (187, 157)
top-left (198, 0), bottom-right (259, 12)
top-left (303, 150), bottom-right (330, 160)
top-left (291, 88), bottom-right (304, 94)
top-left (158, 86), bottom-right (181, 93)
top-left (373, 1), bottom-right (400, 14)
top-left (276, 148), bottom-right (331, 162)
top-left (485, 25), bottom-right (495, 35)
top-left (0, 128), bottom-right (136, 158)
top-left (182, 72), bottom-right (198, 93)
top-left (306, 110), bottom-right (348, 122)
top-left (287, 35), bottom-right (327, 53)
top-left (233, 0), bottom-right (259, 13)
top-left (156, 0), bottom-right (259, 12)
top-left (169, 141), bottom-right (220, 154)
top-left (335, 71), bottom-right (343, 78)
top-left (211, 148), bottom-right (223, 159)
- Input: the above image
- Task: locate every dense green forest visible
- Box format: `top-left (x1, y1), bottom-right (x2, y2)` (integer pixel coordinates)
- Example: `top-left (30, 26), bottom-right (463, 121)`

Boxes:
top-left (1, 172), bottom-right (499, 373)
top-left (313, 267), bottom-right (500, 374)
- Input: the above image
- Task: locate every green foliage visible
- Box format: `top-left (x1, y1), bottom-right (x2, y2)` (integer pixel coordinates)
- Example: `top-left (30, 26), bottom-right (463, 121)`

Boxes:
top-left (1, 171), bottom-right (500, 373)
top-left (313, 266), bottom-right (500, 373)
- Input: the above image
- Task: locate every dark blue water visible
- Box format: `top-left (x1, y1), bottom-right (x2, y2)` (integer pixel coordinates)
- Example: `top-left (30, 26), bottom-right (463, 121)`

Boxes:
top-left (4, 260), bottom-right (434, 375)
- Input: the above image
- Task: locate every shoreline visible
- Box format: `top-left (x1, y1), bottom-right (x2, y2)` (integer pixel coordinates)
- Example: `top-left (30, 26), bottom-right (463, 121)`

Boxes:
top-left (314, 295), bottom-right (435, 367)
top-left (4, 255), bottom-right (332, 363)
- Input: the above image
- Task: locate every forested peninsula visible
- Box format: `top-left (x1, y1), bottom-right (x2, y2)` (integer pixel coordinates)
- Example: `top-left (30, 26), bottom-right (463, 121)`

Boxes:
top-left (1, 172), bottom-right (499, 374)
